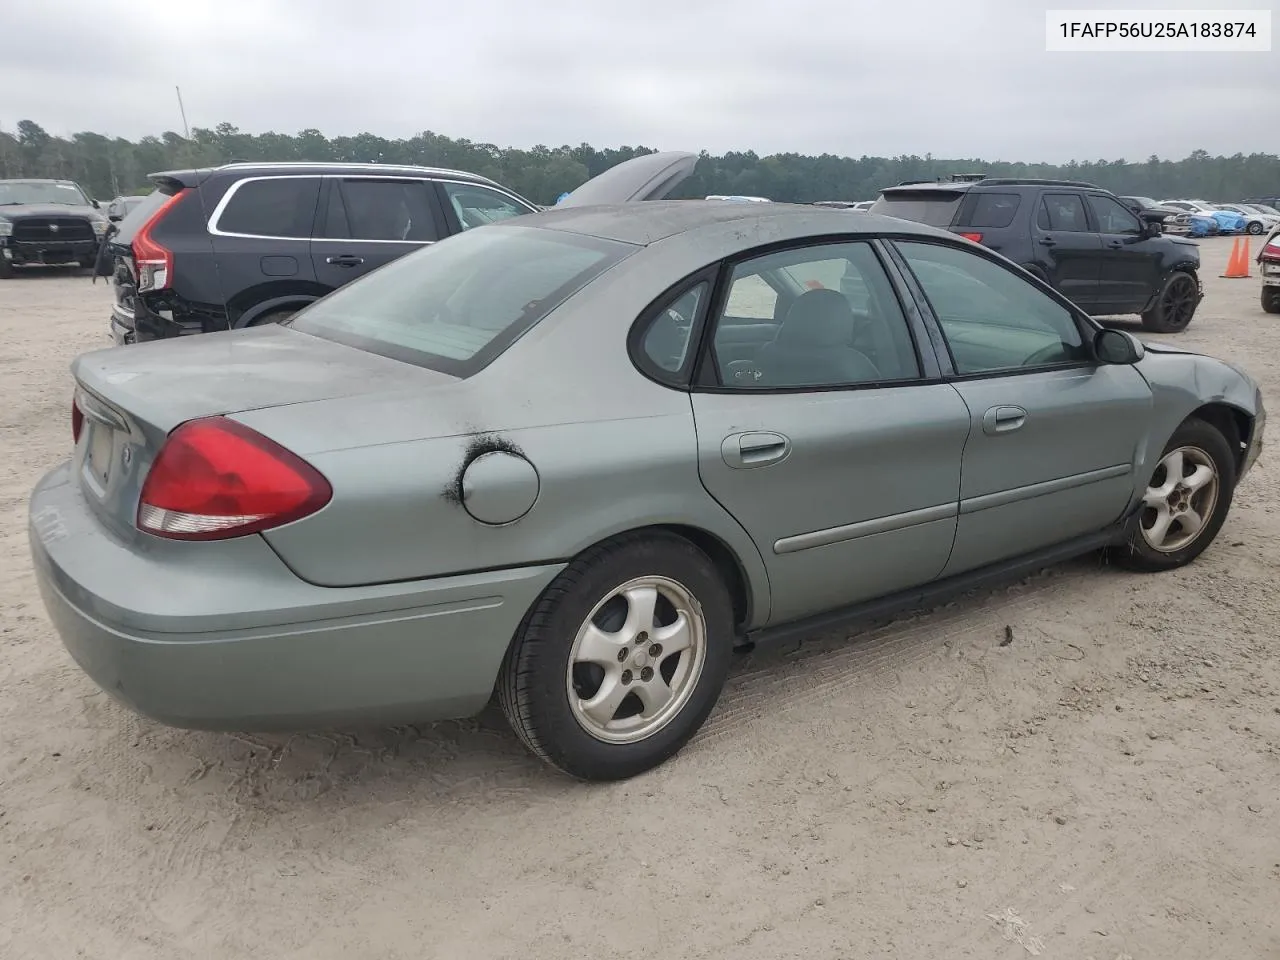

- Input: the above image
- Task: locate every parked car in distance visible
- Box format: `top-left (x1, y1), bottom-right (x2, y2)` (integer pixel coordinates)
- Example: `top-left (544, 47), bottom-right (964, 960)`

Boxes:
top-left (1243, 196), bottom-right (1280, 210)
top-left (870, 178), bottom-right (1204, 332)
top-left (1215, 203), bottom-right (1280, 235)
top-left (1118, 196), bottom-right (1195, 235)
top-left (1241, 202), bottom-right (1280, 217)
top-left (0, 178), bottom-right (111, 278)
top-left (1161, 200), bottom-right (1247, 234)
top-left (1258, 223), bottom-right (1280, 313)
top-left (31, 154), bottom-right (1264, 780)
top-left (852, 200), bottom-right (875, 211)
top-left (105, 195), bottom-right (148, 222)
top-left (705, 195), bottom-right (771, 203)
top-left (105, 161), bottom-right (546, 345)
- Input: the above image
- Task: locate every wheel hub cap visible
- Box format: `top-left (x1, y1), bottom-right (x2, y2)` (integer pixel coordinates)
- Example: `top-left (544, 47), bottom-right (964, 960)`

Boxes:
top-left (566, 576), bottom-right (707, 744)
top-left (1140, 445), bottom-right (1220, 554)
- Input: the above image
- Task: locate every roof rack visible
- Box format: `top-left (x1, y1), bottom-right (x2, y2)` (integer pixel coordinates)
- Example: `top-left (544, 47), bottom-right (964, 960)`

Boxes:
top-left (976, 177), bottom-right (1101, 188)
top-left (948, 173), bottom-right (988, 182)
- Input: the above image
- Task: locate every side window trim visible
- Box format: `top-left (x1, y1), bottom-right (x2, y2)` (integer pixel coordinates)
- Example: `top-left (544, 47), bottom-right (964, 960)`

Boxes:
top-left (627, 266), bottom-right (718, 389)
top-left (889, 237), bottom-right (1100, 382)
top-left (207, 174), bottom-right (323, 240)
top-left (692, 237), bottom-right (938, 395)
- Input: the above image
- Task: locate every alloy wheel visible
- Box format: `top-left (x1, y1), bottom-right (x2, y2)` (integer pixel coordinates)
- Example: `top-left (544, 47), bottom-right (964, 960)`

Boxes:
top-left (566, 576), bottom-right (707, 744)
top-left (1140, 445), bottom-right (1220, 553)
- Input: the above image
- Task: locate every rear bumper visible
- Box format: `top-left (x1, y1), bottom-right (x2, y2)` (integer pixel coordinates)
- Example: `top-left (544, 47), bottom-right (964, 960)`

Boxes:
top-left (28, 463), bottom-right (563, 730)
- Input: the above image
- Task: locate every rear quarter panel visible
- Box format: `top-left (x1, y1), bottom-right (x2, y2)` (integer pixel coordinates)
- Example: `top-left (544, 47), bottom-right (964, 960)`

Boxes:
top-left (235, 235), bottom-right (787, 625)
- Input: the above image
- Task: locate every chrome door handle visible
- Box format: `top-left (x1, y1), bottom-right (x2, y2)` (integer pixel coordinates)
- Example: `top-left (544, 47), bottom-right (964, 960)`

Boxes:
top-left (982, 405), bottom-right (1027, 435)
top-left (722, 431), bottom-right (791, 469)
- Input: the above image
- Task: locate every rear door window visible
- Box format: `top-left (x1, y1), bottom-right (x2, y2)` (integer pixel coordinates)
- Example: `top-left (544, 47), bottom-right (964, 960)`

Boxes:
top-left (868, 189), bottom-right (965, 227)
top-left (1038, 193), bottom-right (1091, 232)
top-left (323, 179), bottom-right (440, 242)
top-left (214, 177), bottom-right (321, 238)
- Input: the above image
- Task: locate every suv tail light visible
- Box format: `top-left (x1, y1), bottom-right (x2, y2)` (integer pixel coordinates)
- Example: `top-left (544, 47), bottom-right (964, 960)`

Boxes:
top-left (958, 231), bottom-right (984, 243)
top-left (137, 417), bottom-right (332, 541)
top-left (72, 397), bottom-right (84, 443)
top-left (133, 188), bottom-right (188, 292)
top-left (1262, 239), bottom-right (1280, 263)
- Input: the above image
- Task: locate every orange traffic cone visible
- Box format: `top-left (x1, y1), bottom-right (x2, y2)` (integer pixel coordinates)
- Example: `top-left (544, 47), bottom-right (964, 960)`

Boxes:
top-left (1222, 236), bottom-right (1252, 278)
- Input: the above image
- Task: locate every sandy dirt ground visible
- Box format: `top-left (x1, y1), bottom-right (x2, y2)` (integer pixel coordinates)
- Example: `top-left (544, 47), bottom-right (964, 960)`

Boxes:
top-left (1, 237), bottom-right (1278, 959)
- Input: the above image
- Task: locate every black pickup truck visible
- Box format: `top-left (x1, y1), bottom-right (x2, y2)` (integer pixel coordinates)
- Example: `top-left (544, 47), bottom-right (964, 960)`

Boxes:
top-left (0, 178), bottom-right (111, 278)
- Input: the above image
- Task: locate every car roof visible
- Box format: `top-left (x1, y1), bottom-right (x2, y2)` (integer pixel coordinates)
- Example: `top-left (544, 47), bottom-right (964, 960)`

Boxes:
top-left (514, 199), bottom-right (955, 246)
top-left (147, 161), bottom-right (505, 189)
top-left (0, 178), bottom-right (79, 185)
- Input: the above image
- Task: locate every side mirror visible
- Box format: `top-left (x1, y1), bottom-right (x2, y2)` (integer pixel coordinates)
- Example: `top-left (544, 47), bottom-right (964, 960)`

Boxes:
top-left (108, 213), bottom-right (122, 222)
top-left (1094, 328), bottom-right (1144, 365)
top-left (90, 199), bottom-right (100, 209)
top-left (1143, 219), bottom-right (1163, 237)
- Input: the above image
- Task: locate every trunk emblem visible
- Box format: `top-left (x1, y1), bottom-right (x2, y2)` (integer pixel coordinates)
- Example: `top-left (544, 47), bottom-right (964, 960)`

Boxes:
top-left (49, 224), bottom-right (59, 233)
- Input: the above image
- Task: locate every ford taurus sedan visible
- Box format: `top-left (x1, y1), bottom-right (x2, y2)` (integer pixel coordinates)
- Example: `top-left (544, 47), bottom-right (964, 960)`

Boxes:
top-left (29, 154), bottom-right (1265, 781)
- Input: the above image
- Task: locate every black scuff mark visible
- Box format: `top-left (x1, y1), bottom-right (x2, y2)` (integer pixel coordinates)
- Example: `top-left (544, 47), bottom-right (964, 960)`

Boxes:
top-left (441, 432), bottom-right (527, 505)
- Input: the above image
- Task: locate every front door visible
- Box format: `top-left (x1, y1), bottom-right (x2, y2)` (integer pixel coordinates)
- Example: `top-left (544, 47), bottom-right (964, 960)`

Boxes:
top-left (689, 240), bottom-right (971, 626)
top-left (1086, 192), bottom-right (1164, 313)
top-left (894, 239), bottom-right (1153, 576)
top-left (1032, 191), bottom-right (1102, 309)
top-left (310, 177), bottom-right (445, 290)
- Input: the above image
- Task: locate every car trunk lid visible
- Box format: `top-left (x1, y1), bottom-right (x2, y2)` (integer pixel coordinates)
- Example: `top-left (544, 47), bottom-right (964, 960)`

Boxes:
top-left (70, 325), bottom-right (453, 537)
top-left (555, 151), bottom-right (698, 207)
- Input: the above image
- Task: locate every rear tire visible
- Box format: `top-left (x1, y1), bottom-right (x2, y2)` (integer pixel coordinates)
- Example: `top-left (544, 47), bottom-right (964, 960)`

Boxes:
top-left (1141, 271), bottom-right (1199, 333)
top-left (1247, 221), bottom-right (1264, 235)
top-left (1263, 287), bottom-right (1280, 315)
top-left (1110, 418), bottom-right (1235, 573)
top-left (499, 532), bottom-right (734, 781)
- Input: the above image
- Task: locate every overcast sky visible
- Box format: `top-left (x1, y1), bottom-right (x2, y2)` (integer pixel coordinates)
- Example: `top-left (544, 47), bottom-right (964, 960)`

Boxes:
top-left (3, 0), bottom-right (1274, 162)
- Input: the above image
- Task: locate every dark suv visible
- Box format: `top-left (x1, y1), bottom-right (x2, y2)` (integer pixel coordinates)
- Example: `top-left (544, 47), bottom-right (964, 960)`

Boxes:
top-left (869, 177), bottom-right (1203, 333)
top-left (105, 162), bottom-right (543, 344)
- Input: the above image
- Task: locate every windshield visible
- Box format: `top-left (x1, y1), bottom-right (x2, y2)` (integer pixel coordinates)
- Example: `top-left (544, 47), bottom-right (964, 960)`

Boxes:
top-left (0, 180), bottom-right (89, 206)
top-left (290, 224), bottom-right (634, 376)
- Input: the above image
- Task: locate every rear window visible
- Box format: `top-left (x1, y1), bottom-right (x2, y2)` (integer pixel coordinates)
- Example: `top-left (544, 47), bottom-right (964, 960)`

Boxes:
top-left (868, 189), bottom-right (964, 227)
top-left (958, 192), bottom-right (1020, 228)
top-left (289, 224), bottom-right (633, 377)
top-left (110, 188), bottom-right (173, 243)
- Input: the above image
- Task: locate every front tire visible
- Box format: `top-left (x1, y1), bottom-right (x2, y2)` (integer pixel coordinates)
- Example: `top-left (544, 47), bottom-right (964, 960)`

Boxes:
top-left (0, 258), bottom-right (13, 280)
top-left (1111, 417), bottom-right (1236, 572)
top-left (499, 532), bottom-right (734, 781)
top-left (1141, 271), bottom-right (1199, 333)
top-left (1263, 287), bottom-right (1280, 315)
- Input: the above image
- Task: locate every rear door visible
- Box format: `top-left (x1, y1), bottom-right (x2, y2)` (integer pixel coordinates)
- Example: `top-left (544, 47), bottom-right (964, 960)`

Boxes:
top-left (1031, 191), bottom-right (1102, 309)
top-left (310, 177), bottom-right (445, 288)
top-left (687, 239), bottom-right (971, 627)
top-left (1086, 192), bottom-right (1163, 313)
top-left (894, 239), bottom-right (1151, 576)
top-left (208, 175), bottom-right (322, 303)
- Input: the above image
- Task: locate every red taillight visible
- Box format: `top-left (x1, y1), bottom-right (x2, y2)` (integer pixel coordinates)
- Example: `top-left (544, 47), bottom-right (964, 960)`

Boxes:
top-left (1262, 240), bottom-right (1280, 263)
top-left (72, 398), bottom-right (84, 444)
top-left (958, 232), bottom-right (984, 243)
top-left (137, 417), bottom-right (332, 541)
top-left (133, 188), bottom-right (187, 292)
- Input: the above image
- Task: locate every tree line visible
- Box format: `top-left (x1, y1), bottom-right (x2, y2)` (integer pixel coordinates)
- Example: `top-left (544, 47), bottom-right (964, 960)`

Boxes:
top-left (2, 119), bottom-right (1277, 206)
